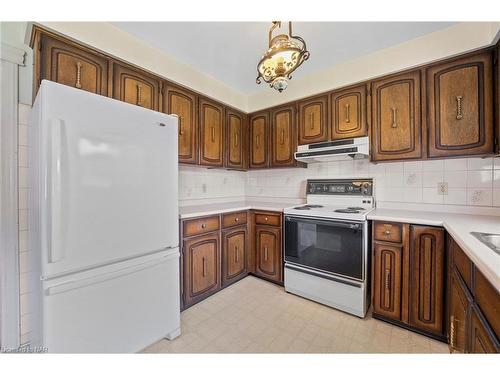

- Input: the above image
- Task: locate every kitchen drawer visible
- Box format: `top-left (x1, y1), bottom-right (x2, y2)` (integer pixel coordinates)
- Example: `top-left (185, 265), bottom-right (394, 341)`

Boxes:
top-left (474, 269), bottom-right (500, 339)
top-left (222, 211), bottom-right (247, 229)
top-left (451, 238), bottom-right (473, 291)
top-left (254, 212), bottom-right (281, 226)
top-left (183, 215), bottom-right (220, 237)
top-left (374, 221), bottom-right (402, 243)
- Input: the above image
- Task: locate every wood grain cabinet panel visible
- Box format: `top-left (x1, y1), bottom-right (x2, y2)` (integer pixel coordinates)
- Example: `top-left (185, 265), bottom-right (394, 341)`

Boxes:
top-left (427, 51), bottom-right (494, 158)
top-left (409, 225), bottom-right (445, 336)
top-left (225, 109), bottom-right (247, 169)
top-left (249, 112), bottom-right (270, 168)
top-left (371, 70), bottom-right (423, 161)
top-left (199, 98), bottom-right (224, 167)
top-left (270, 104), bottom-right (296, 167)
top-left (163, 85), bottom-right (198, 164)
top-left (372, 243), bottom-right (403, 321)
top-left (38, 33), bottom-right (109, 96)
top-left (222, 227), bottom-right (248, 287)
top-left (449, 269), bottom-right (471, 353)
top-left (112, 63), bottom-right (160, 110)
top-left (330, 84), bottom-right (368, 140)
top-left (298, 95), bottom-right (329, 145)
top-left (254, 226), bottom-right (282, 283)
top-left (470, 308), bottom-right (499, 353)
top-left (474, 268), bottom-right (500, 339)
top-left (182, 232), bottom-right (221, 308)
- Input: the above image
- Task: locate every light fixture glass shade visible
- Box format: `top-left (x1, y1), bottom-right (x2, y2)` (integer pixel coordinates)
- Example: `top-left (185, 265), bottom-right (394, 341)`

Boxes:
top-left (256, 22), bottom-right (310, 92)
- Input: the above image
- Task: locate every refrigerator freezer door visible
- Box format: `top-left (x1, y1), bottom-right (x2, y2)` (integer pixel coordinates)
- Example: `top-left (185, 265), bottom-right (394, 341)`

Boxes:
top-left (34, 81), bottom-right (179, 278)
top-left (40, 248), bottom-right (180, 353)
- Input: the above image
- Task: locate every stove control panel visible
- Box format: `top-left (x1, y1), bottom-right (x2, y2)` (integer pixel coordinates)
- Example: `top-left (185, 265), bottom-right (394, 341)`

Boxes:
top-left (307, 179), bottom-right (373, 196)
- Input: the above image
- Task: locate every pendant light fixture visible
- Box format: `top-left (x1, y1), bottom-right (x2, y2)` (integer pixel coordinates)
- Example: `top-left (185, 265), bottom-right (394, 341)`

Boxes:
top-left (256, 21), bottom-right (310, 92)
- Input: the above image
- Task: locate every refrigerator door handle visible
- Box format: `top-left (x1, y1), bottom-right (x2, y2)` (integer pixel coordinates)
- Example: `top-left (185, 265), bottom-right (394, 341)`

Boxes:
top-left (45, 251), bottom-right (179, 296)
top-left (48, 119), bottom-right (66, 263)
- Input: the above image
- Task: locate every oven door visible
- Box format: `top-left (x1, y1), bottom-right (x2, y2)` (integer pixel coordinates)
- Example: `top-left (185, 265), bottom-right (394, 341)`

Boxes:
top-left (284, 215), bottom-right (366, 281)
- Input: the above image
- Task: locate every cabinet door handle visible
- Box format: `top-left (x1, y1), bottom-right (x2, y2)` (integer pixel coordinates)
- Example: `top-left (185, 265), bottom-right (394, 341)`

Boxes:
top-left (256, 134), bottom-right (260, 148)
top-left (234, 217), bottom-right (239, 222)
top-left (202, 257), bottom-right (206, 277)
top-left (345, 103), bottom-right (350, 123)
top-left (391, 107), bottom-right (397, 128)
top-left (235, 246), bottom-right (239, 263)
top-left (75, 61), bottom-right (82, 89)
top-left (264, 246), bottom-right (268, 261)
top-left (309, 112), bottom-right (314, 129)
top-left (264, 217), bottom-right (268, 222)
top-left (211, 126), bottom-right (215, 142)
top-left (456, 96), bottom-right (463, 120)
top-left (450, 315), bottom-right (456, 350)
top-left (201, 223), bottom-right (206, 229)
top-left (384, 269), bottom-right (390, 290)
top-left (384, 230), bottom-right (391, 236)
top-left (280, 128), bottom-right (285, 145)
top-left (234, 132), bottom-right (238, 147)
top-left (136, 84), bottom-right (143, 106)
top-left (178, 116), bottom-right (184, 136)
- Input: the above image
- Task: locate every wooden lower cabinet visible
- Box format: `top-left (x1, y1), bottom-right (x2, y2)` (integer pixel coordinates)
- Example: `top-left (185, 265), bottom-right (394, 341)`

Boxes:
top-left (372, 222), bottom-right (445, 340)
top-left (449, 269), bottom-right (471, 353)
top-left (222, 226), bottom-right (248, 287)
top-left (470, 308), bottom-right (498, 353)
top-left (182, 232), bottom-right (221, 308)
top-left (254, 225), bottom-right (282, 283)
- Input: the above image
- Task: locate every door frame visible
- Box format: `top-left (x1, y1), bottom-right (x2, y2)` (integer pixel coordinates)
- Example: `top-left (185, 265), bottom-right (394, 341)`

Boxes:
top-left (0, 43), bottom-right (25, 349)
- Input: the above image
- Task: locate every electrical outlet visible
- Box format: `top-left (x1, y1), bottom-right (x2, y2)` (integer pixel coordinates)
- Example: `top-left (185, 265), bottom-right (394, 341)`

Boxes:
top-left (437, 182), bottom-right (448, 195)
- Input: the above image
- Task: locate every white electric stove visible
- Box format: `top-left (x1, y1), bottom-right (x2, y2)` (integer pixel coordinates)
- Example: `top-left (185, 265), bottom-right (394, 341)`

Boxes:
top-left (283, 179), bottom-right (375, 318)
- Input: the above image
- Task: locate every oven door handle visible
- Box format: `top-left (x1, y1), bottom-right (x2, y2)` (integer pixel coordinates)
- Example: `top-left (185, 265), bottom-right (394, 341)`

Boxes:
top-left (285, 216), bottom-right (362, 230)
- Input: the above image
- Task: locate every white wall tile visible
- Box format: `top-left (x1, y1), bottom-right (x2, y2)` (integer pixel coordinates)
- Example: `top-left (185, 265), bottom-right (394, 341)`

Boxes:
top-left (493, 189), bottom-right (500, 207)
top-left (386, 172), bottom-right (404, 187)
top-left (385, 162), bottom-right (404, 172)
top-left (403, 187), bottom-right (423, 203)
top-left (444, 158), bottom-right (468, 171)
top-left (494, 158), bottom-right (500, 170)
top-left (493, 170), bottom-right (500, 188)
top-left (467, 189), bottom-right (492, 206)
top-left (422, 171), bottom-right (443, 188)
top-left (423, 188), bottom-right (444, 204)
top-left (444, 188), bottom-right (467, 205)
top-left (467, 157), bottom-right (493, 171)
top-left (422, 159), bottom-right (444, 172)
top-left (403, 172), bottom-right (422, 187)
top-left (403, 161), bottom-right (423, 172)
top-left (18, 104), bottom-right (31, 125)
top-left (444, 171), bottom-right (467, 188)
top-left (467, 170), bottom-right (493, 189)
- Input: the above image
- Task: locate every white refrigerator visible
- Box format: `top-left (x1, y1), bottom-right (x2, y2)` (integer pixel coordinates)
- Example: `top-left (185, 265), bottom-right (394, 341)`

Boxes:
top-left (28, 80), bottom-right (181, 353)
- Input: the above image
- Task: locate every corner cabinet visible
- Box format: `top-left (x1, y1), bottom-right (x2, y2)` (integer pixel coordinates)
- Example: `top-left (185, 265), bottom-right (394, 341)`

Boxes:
top-left (426, 51), bottom-right (494, 158)
top-left (297, 95), bottom-right (329, 145)
top-left (163, 84), bottom-right (198, 164)
top-left (270, 104), bottom-right (297, 167)
top-left (370, 70), bottom-right (423, 162)
top-left (249, 111), bottom-right (270, 168)
top-left (225, 109), bottom-right (247, 170)
top-left (112, 62), bottom-right (161, 110)
top-left (330, 84), bottom-right (368, 140)
top-left (372, 221), bottom-right (445, 340)
top-left (199, 98), bottom-right (224, 167)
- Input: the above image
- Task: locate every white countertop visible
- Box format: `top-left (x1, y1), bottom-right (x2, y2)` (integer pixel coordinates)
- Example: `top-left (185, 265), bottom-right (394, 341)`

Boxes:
top-left (179, 200), bottom-right (298, 219)
top-left (368, 208), bottom-right (500, 292)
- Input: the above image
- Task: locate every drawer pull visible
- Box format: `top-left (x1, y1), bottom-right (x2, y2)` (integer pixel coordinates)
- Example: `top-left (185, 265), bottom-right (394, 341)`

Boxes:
top-left (264, 246), bottom-right (268, 261)
top-left (235, 246), bottom-right (239, 263)
top-left (264, 217), bottom-right (268, 222)
top-left (75, 61), bottom-right (82, 89)
top-left (201, 223), bottom-right (206, 229)
top-left (345, 103), bottom-right (350, 123)
top-left (202, 257), bottom-right (206, 277)
top-left (456, 96), bottom-right (463, 120)
top-left (234, 217), bottom-right (239, 222)
top-left (136, 84), bottom-right (143, 106)
top-left (384, 230), bottom-right (391, 236)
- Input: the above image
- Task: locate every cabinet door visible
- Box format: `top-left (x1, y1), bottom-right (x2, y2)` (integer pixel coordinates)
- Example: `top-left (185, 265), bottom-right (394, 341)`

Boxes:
top-left (255, 226), bottom-right (282, 282)
top-left (298, 95), bottom-right (329, 145)
top-left (371, 70), bottom-right (423, 161)
top-left (449, 270), bottom-right (471, 353)
top-left (330, 84), bottom-right (368, 140)
top-left (271, 104), bottom-right (296, 167)
top-left (470, 308), bottom-right (499, 353)
top-left (249, 112), bottom-right (269, 168)
top-left (222, 227), bottom-right (247, 287)
top-left (182, 232), bottom-right (221, 308)
top-left (409, 225), bottom-right (445, 336)
top-left (39, 33), bottom-right (109, 95)
top-left (225, 109), bottom-right (247, 169)
top-left (112, 63), bottom-right (160, 110)
top-left (164, 85), bottom-right (198, 164)
top-left (199, 98), bottom-right (224, 167)
top-left (372, 243), bottom-right (403, 321)
top-left (427, 51), bottom-right (494, 158)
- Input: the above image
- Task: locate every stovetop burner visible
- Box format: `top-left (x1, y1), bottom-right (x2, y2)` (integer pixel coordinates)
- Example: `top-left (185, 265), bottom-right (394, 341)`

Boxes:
top-left (334, 207), bottom-right (365, 214)
top-left (293, 204), bottom-right (324, 210)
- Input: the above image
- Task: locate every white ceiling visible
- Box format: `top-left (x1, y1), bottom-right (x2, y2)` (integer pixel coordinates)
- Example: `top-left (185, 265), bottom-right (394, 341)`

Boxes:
top-left (112, 22), bottom-right (455, 94)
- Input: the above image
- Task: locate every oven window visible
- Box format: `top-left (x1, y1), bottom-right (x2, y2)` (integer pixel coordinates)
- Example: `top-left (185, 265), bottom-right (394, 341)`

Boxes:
top-left (285, 217), bottom-right (363, 280)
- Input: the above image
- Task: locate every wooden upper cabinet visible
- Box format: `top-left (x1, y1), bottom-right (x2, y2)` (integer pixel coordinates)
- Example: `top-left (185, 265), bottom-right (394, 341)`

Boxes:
top-left (225, 109), bottom-right (247, 169)
top-left (330, 84), bottom-right (368, 140)
top-left (449, 269), bottom-right (471, 353)
top-left (409, 225), bottom-right (445, 336)
top-left (297, 95), bottom-right (329, 145)
top-left (372, 243), bottom-right (403, 321)
top-left (112, 63), bottom-right (160, 110)
top-left (371, 70), bottom-right (423, 161)
top-left (37, 33), bottom-right (108, 96)
top-left (249, 111), bottom-right (270, 168)
top-left (427, 51), bottom-right (494, 158)
top-left (270, 104), bottom-right (296, 167)
top-left (163, 84), bottom-right (198, 164)
top-left (199, 98), bottom-right (224, 167)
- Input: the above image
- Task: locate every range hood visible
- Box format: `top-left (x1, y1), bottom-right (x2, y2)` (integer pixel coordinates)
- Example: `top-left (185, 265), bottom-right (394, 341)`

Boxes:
top-left (295, 136), bottom-right (369, 163)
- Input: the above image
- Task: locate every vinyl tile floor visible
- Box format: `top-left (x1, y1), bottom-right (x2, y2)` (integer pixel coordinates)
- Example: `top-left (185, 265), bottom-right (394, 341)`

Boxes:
top-left (142, 276), bottom-right (450, 354)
